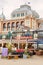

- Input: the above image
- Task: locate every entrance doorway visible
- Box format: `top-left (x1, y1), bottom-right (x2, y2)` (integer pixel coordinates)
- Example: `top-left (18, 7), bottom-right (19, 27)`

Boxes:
top-left (19, 43), bottom-right (26, 49)
top-left (14, 43), bottom-right (18, 49)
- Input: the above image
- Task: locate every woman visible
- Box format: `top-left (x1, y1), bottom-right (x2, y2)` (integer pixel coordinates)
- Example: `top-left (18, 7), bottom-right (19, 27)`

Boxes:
top-left (1, 43), bottom-right (8, 57)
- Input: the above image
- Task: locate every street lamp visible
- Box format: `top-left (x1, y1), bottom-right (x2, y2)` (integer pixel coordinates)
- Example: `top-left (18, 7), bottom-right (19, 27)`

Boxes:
top-left (24, 30), bottom-right (28, 50)
top-left (2, 35), bottom-right (6, 46)
top-left (17, 34), bottom-right (20, 49)
top-left (10, 31), bottom-right (13, 44)
top-left (8, 31), bottom-right (13, 44)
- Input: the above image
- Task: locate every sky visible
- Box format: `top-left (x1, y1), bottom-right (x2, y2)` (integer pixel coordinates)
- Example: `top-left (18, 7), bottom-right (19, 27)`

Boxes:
top-left (0, 0), bottom-right (43, 19)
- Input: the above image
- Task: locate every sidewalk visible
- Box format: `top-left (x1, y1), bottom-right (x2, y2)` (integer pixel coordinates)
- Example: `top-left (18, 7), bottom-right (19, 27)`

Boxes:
top-left (0, 55), bottom-right (43, 65)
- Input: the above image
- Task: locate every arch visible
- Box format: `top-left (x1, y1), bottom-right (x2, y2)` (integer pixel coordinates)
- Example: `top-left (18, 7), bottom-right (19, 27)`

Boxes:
top-left (12, 43), bottom-right (18, 49)
top-left (11, 22), bottom-right (15, 31)
top-left (38, 23), bottom-right (40, 28)
top-left (19, 43), bottom-right (26, 49)
top-left (21, 21), bottom-right (24, 26)
top-left (11, 22), bottom-right (15, 28)
top-left (3, 23), bottom-right (6, 31)
top-left (7, 23), bottom-right (10, 30)
top-left (16, 22), bottom-right (19, 28)
top-left (38, 22), bottom-right (43, 29)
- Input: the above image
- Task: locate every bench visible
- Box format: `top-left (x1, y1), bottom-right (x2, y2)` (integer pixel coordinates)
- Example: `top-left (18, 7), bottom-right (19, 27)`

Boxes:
top-left (8, 55), bottom-right (19, 59)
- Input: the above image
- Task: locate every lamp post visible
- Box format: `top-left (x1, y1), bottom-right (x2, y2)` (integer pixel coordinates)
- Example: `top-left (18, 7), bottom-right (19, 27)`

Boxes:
top-left (8, 31), bottom-right (13, 44)
top-left (2, 35), bottom-right (6, 46)
top-left (17, 34), bottom-right (20, 49)
top-left (10, 31), bottom-right (13, 44)
top-left (24, 30), bottom-right (27, 50)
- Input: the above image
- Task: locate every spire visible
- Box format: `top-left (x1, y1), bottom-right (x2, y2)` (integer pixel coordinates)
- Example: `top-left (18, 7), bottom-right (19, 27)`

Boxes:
top-left (0, 8), bottom-right (6, 19)
top-left (2, 8), bottom-right (3, 15)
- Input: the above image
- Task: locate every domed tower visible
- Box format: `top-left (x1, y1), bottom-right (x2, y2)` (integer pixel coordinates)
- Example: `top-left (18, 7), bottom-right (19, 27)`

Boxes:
top-left (0, 8), bottom-right (5, 20)
top-left (0, 8), bottom-right (6, 34)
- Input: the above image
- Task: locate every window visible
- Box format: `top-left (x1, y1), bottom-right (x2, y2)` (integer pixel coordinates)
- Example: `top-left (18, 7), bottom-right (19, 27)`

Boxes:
top-left (21, 13), bottom-right (24, 16)
top-left (32, 21), bottom-right (36, 29)
top-left (17, 13), bottom-right (20, 17)
top-left (38, 23), bottom-right (40, 28)
top-left (21, 21), bottom-right (24, 26)
top-left (3, 23), bottom-right (6, 31)
top-left (25, 20), bottom-right (30, 27)
top-left (11, 22), bottom-right (15, 31)
top-left (12, 22), bottom-right (15, 27)
top-left (7, 23), bottom-right (10, 30)
top-left (26, 12), bottom-right (27, 15)
top-left (12, 14), bottom-right (15, 17)
top-left (7, 23), bottom-right (10, 28)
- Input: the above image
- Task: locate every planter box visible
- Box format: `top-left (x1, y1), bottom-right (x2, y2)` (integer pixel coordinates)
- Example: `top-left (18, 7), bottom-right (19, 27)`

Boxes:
top-left (36, 50), bottom-right (43, 55)
top-left (23, 54), bottom-right (27, 59)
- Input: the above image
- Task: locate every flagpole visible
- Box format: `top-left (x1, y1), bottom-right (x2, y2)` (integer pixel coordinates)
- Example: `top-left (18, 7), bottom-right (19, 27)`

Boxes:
top-left (24, 1), bottom-right (30, 5)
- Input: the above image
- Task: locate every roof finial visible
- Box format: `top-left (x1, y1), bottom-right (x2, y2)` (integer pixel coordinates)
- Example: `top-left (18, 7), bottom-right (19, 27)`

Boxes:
top-left (2, 8), bottom-right (3, 15)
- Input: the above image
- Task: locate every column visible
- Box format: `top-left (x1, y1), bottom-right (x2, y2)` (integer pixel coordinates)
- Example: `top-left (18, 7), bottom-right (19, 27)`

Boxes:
top-left (15, 22), bottom-right (16, 30)
top-left (18, 41), bottom-right (19, 49)
top-left (6, 23), bottom-right (7, 31)
top-left (25, 39), bottom-right (28, 49)
top-left (17, 34), bottom-right (20, 49)
top-left (30, 15), bottom-right (33, 29)
top-left (30, 18), bottom-right (32, 29)
top-left (10, 23), bottom-right (11, 31)
top-left (2, 42), bottom-right (3, 47)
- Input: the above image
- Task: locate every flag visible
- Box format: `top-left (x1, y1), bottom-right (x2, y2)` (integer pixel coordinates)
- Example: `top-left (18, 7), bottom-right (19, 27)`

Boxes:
top-left (28, 2), bottom-right (30, 4)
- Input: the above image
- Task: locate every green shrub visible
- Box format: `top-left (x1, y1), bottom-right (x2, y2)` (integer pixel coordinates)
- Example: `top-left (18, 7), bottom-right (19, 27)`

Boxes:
top-left (6, 43), bottom-right (12, 53)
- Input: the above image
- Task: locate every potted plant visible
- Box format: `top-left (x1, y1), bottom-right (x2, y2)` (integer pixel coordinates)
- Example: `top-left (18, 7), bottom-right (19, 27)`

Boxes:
top-left (23, 50), bottom-right (28, 59)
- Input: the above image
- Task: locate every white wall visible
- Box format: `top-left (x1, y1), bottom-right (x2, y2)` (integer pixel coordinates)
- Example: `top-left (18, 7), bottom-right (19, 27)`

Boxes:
top-left (25, 19), bottom-right (31, 28)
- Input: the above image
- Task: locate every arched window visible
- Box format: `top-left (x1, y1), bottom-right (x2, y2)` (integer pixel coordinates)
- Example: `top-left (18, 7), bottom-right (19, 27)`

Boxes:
top-left (21, 21), bottom-right (24, 26)
top-left (3, 23), bottom-right (6, 31)
top-left (16, 22), bottom-right (19, 28)
top-left (12, 22), bottom-right (15, 28)
top-left (38, 23), bottom-right (40, 28)
top-left (21, 13), bottom-right (24, 16)
top-left (11, 22), bottom-right (15, 31)
top-left (7, 23), bottom-right (10, 30)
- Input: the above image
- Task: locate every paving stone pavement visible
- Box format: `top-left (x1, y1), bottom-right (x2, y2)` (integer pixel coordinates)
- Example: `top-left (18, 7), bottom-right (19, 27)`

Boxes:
top-left (0, 55), bottom-right (43, 65)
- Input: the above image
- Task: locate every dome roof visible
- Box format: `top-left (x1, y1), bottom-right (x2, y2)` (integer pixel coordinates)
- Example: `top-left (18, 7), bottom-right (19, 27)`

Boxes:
top-left (0, 12), bottom-right (5, 19)
top-left (32, 10), bottom-right (39, 18)
top-left (28, 10), bottom-right (32, 16)
top-left (11, 4), bottom-right (39, 18)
